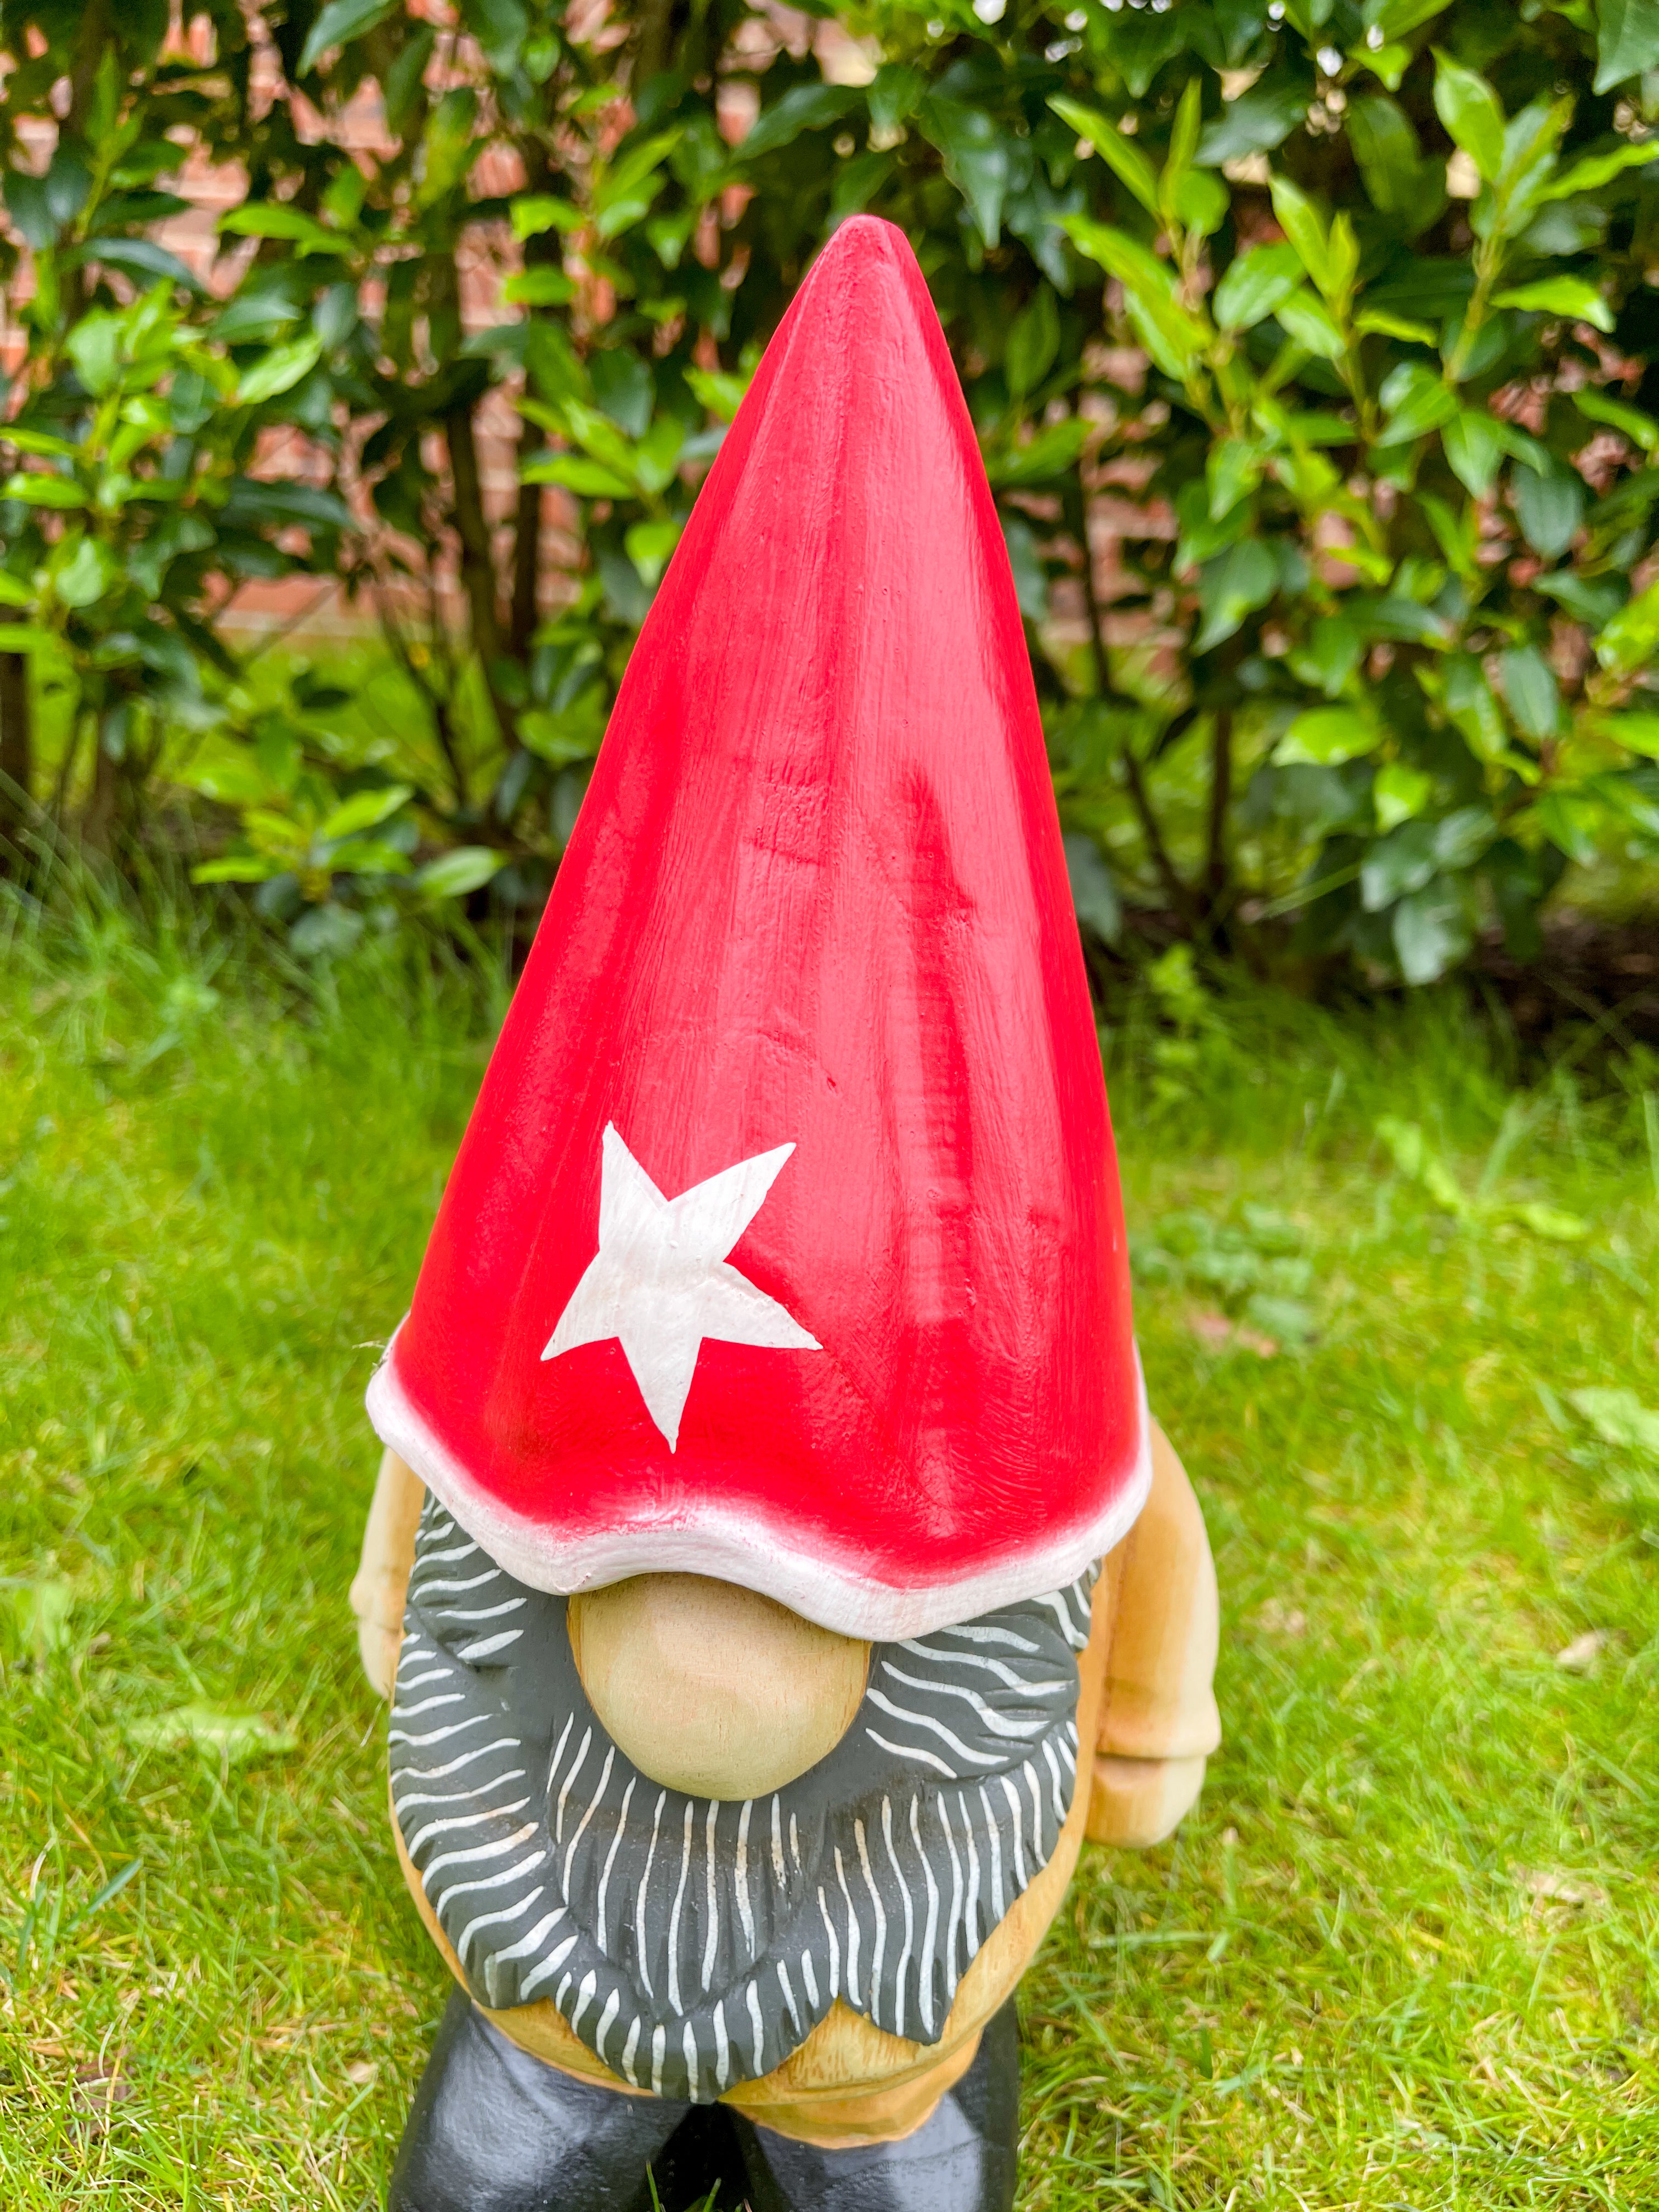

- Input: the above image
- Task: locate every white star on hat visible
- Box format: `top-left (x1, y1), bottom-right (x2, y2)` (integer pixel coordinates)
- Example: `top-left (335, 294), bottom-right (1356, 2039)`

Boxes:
top-left (542, 1124), bottom-right (821, 1449)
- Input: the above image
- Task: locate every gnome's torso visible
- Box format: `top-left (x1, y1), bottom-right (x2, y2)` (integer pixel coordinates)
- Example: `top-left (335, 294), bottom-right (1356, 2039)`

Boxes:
top-left (356, 1427), bottom-right (1217, 2146)
top-left (391, 1493), bottom-right (1096, 2100)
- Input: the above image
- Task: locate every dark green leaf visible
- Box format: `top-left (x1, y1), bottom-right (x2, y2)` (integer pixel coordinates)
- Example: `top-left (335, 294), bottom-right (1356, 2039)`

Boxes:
top-left (685, 368), bottom-right (751, 424)
top-left (1362, 820), bottom-right (1438, 909)
top-left (983, 419), bottom-right (1090, 488)
top-left (1595, 0), bottom-right (1659, 92)
top-left (290, 906), bottom-right (366, 960)
top-left (1173, 169), bottom-right (1229, 238)
top-left (1062, 219), bottom-right (1208, 376)
top-left (1194, 78), bottom-right (1311, 168)
top-left (920, 97), bottom-right (1012, 247)
top-left (1533, 789), bottom-right (1603, 864)
top-left (1545, 136), bottom-right (1659, 198)
top-left (1587, 712), bottom-right (1659, 760)
top-left (71, 238), bottom-right (202, 292)
top-left (503, 268), bottom-right (576, 308)
top-left (1533, 572), bottom-right (1623, 625)
top-left (1347, 95), bottom-right (1443, 232)
top-left (53, 537), bottom-right (116, 606)
top-left (237, 336), bottom-right (323, 405)
top-left (218, 481), bottom-right (353, 532)
top-left (868, 63), bottom-right (925, 138)
top-left (1207, 438), bottom-right (1263, 520)
top-left (1051, 96), bottom-right (1159, 217)
top-left (1572, 388), bottom-right (1659, 451)
top-left (512, 196), bottom-right (583, 242)
top-left (298, 0), bottom-right (397, 74)
top-left (320, 784), bottom-right (414, 840)
top-left (2, 474), bottom-right (86, 509)
top-left (1374, 0), bottom-right (1457, 33)
top-left (1365, 259), bottom-right (1475, 321)
top-left (1063, 831), bottom-right (1122, 945)
top-left (1393, 881), bottom-right (1474, 983)
top-left (1267, 175), bottom-right (1331, 296)
top-left (1001, 514), bottom-right (1047, 622)
top-left (416, 847), bottom-right (507, 899)
top-left (1374, 762), bottom-right (1434, 831)
top-left (1492, 276), bottom-right (1613, 330)
top-left (831, 149), bottom-right (894, 223)
top-left (1006, 287), bottom-right (1060, 398)
top-left (325, 836), bottom-right (412, 876)
top-left (1498, 645), bottom-right (1561, 739)
top-left (220, 206), bottom-right (343, 256)
top-left (1099, 9), bottom-right (1185, 98)
top-left (1213, 243), bottom-right (1303, 332)
top-left (1513, 461), bottom-right (1585, 560)
top-left (1291, 616), bottom-right (1362, 697)
top-left (591, 129), bottom-right (682, 239)
top-left (1378, 363), bottom-right (1458, 444)
top-left (419, 88), bottom-right (481, 207)
top-left (592, 349), bottom-right (654, 440)
top-left (461, 0), bottom-right (528, 74)
top-left (1364, 595), bottom-right (1452, 645)
top-left (3, 169), bottom-right (56, 251)
top-left (1440, 654), bottom-right (1505, 761)
top-left (1432, 806), bottom-right (1495, 870)
top-left (632, 415), bottom-right (685, 496)
top-left (1432, 51), bottom-right (1505, 183)
top-left (1196, 538), bottom-right (1278, 652)
top-left (1595, 575), bottom-right (1659, 675)
top-left (1274, 290), bottom-right (1344, 359)
top-left (1275, 706), bottom-right (1375, 766)
top-left (522, 455), bottom-right (634, 498)
top-left (1442, 411), bottom-right (1506, 498)
top-left (741, 84), bottom-right (859, 162)
top-left (385, 24), bottom-right (436, 133)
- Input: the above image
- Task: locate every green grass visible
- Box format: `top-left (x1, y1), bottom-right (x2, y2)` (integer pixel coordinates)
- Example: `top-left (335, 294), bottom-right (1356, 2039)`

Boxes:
top-left (1, 906), bottom-right (1656, 2209)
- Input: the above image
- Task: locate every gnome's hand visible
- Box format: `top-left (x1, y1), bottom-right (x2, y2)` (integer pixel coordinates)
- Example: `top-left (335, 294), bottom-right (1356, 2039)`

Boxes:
top-left (349, 1448), bottom-right (426, 1700)
top-left (1087, 1420), bottom-right (1220, 1850)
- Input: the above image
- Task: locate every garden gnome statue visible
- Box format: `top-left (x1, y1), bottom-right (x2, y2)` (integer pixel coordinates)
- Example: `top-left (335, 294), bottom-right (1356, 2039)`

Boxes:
top-left (351, 216), bottom-right (1221, 2212)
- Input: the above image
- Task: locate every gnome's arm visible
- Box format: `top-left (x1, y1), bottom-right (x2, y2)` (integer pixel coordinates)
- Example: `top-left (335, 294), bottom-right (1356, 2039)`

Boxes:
top-left (349, 1448), bottom-right (426, 1700)
top-left (1086, 1421), bottom-right (1220, 1848)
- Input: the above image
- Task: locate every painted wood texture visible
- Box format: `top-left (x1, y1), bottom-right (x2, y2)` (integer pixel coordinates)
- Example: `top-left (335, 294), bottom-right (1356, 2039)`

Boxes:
top-left (365, 215), bottom-right (1148, 1641)
top-left (1088, 1420), bottom-right (1221, 1849)
top-left (351, 1421), bottom-right (1218, 2142)
top-left (387, 1493), bottom-right (1097, 2098)
top-left (568, 1573), bottom-right (871, 1801)
top-left (387, 1549), bottom-right (1114, 2149)
top-left (349, 1448), bottom-right (426, 1702)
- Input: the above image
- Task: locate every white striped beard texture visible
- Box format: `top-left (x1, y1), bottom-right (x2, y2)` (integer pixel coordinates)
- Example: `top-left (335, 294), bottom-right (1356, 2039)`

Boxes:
top-left (390, 1494), bottom-right (1097, 2102)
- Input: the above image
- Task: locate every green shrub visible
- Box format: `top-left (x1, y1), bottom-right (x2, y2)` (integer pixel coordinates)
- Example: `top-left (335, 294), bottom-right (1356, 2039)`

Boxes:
top-left (0, 4), bottom-right (357, 859)
top-left (3, 0), bottom-right (1659, 980)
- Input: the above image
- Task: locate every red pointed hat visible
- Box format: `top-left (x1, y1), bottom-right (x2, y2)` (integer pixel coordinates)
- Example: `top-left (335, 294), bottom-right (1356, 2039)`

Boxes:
top-left (367, 216), bottom-right (1148, 1639)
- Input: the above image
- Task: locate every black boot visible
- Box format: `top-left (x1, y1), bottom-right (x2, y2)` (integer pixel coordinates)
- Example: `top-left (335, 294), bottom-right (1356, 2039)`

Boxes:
top-left (388, 1987), bottom-right (693, 2212)
top-left (390, 1985), bottom-right (1019, 2212)
top-left (732, 2000), bottom-right (1020, 2212)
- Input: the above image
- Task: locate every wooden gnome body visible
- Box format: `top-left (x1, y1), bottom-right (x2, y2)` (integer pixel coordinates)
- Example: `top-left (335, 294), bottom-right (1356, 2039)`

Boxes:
top-left (352, 218), bottom-right (1221, 2210)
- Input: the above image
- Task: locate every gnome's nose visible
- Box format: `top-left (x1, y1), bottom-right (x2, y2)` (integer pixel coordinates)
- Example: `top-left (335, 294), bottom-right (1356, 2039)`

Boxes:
top-left (568, 1575), bottom-right (870, 1799)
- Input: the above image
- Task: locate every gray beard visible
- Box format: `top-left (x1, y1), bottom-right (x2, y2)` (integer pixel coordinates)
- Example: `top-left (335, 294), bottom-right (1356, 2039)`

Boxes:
top-left (391, 1495), bottom-right (1094, 2103)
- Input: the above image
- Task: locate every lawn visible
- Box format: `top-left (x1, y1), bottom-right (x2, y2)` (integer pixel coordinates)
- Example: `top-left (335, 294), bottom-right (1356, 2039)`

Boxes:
top-left (1, 907), bottom-right (1656, 2210)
